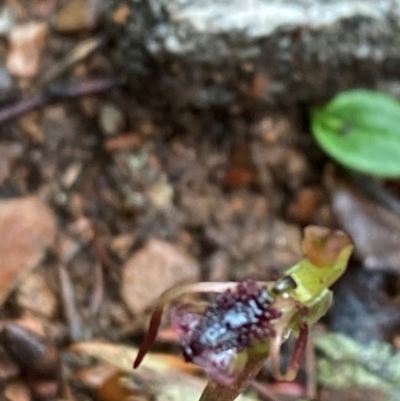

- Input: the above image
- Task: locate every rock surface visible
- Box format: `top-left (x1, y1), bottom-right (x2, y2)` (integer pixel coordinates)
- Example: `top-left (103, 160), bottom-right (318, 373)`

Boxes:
top-left (104, 0), bottom-right (400, 106)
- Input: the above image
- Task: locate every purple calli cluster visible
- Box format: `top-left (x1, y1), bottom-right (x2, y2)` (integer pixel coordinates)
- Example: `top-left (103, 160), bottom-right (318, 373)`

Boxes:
top-left (170, 280), bottom-right (281, 384)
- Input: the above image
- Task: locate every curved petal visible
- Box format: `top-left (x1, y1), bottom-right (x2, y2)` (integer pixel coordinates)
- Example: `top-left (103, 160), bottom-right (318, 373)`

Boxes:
top-left (133, 282), bottom-right (238, 368)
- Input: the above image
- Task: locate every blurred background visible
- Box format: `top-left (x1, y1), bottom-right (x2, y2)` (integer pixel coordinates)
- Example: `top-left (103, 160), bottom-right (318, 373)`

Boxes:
top-left (0, 1), bottom-right (400, 400)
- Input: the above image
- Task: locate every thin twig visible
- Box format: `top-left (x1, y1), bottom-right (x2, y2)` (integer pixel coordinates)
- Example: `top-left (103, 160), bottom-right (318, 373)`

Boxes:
top-left (37, 36), bottom-right (105, 88)
top-left (0, 77), bottom-right (120, 124)
top-left (56, 261), bottom-right (84, 341)
top-left (89, 226), bottom-right (105, 318)
top-left (0, 94), bottom-right (43, 123)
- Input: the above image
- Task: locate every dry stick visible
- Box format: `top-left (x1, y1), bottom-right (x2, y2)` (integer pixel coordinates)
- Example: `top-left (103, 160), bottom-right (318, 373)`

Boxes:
top-left (89, 258), bottom-right (104, 318)
top-left (90, 214), bottom-right (120, 282)
top-left (56, 262), bottom-right (84, 341)
top-left (0, 94), bottom-right (43, 123)
top-left (0, 77), bottom-right (120, 124)
top-left (89, 225), bottom-right (105, 318)
top-left (60, 365), bottom-right (78, 401)
top-left (37, 36), bottom-right (105, 88)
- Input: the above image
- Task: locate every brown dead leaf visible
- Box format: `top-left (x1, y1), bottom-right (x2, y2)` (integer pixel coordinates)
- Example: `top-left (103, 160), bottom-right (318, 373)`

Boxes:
top-left (71, 342), bottom-right (197, 375)
top-left (326, 170), bottom-right (400, 272)
top-left (77, 364), bottom-right (152, 401)
top-left (77, 364), bottom-right (119, 389)
top-left (104, 133), bottom-right (141, 151)
top-left (0, 196), bottom-right (56, 306)
top-left (70, 342), bottom-right (256, 401)
top-left (97, 371), bottom-right (150, 401)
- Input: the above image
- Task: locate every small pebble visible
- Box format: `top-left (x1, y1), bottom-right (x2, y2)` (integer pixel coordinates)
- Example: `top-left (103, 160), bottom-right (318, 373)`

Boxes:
top-left (121, 239), bottom-right (200, 314)
top-left (99, 102), bottom-right (125, 136)
top-left (55, 0), bottom-right (102, 32)
top-left (7, 22), bottom-right (47, 78)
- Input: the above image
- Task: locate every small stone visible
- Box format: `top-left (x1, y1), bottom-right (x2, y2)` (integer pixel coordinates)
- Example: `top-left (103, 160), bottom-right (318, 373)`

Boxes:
top-left (16, 273), bottom-right (57, 318)
top-left (121, 239), bottom-right (200, 314)
top-left (0, 197), bottom-right (56, 306)
top-left (4, 380), bottom-right (31, 401)
top-left (61, 162), bottom-right (83, 189)
top-left (112, 3), bottom-right (131, 25)
top-left (99, 102), bottom-right (125, 136)
top-left (7, 22), bottom-right (47, 78)
top-left (146, 176), bottom-right (174, 210)
top-left (109, 233), bottom-right (136, 259)
top-left (55, 0), bottom-right (101, 32)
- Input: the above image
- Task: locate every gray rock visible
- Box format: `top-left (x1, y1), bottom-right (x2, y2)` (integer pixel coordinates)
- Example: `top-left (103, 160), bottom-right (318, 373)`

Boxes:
top-left (104, 0), bottom-right (400, 106)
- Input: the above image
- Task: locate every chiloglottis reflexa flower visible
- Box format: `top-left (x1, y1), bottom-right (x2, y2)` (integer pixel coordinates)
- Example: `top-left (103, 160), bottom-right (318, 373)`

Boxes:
top-left (133, 226), bottom-right (354, 401)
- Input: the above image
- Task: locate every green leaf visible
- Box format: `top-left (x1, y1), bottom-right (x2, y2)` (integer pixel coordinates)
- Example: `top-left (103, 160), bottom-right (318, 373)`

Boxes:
top-left (315, 332), bottom-right (400, 401)
top-left (312, 89), bottom-right (400, 177)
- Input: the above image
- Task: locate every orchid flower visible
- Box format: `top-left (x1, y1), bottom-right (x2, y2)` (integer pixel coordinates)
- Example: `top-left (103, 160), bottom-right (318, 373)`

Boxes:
top-left (133, 226), bottom-right (354, 401)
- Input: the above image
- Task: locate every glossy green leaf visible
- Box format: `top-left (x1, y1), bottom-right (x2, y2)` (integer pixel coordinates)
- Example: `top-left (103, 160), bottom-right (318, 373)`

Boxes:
top-left (312, 89), bottom-right (400, 177)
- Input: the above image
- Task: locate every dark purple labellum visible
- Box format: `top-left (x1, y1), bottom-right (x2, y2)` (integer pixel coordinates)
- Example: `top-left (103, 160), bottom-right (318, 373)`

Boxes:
top-left (170, 280), bottom-right (281, 384)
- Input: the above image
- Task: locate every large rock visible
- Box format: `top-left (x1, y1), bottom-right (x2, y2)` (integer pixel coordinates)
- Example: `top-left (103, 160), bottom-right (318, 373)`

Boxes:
top-left (105, 0), bottom-right (400, 107)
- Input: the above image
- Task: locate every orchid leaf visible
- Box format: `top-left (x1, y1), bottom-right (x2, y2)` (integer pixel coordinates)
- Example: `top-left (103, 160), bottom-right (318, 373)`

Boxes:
top-left (312, 89), bottom-right (400, 177)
